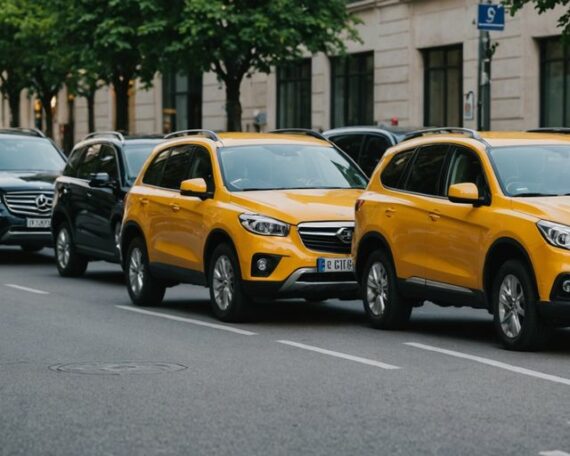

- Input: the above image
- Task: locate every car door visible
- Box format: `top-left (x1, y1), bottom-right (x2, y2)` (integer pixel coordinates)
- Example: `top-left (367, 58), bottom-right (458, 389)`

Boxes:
top-left (54, 146), bottom-right (86, 236)
top-left (359, 134), bottom-right (392, 176)
top-left (421, 145), bottom-right (492, 291)
top-left (74, 144), bottom-right (103, 247)
top-left (391, 144), bottom-right (450, 281)
top-left (147, 145), bottom-right (193, 267)
top-left (171, 145), bottom-right (216, 273)
top-left (84, 143), bottom-right (121, 255)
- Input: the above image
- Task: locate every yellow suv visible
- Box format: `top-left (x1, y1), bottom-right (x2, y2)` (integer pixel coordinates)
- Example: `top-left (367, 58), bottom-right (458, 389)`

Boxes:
top-left (353, 128), bottom-right (570, 350)
top-left (121, 130), bottom-right (367, 321)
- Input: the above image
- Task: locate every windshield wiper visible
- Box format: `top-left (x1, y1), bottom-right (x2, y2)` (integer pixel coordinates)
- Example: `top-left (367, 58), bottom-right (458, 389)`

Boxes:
top-left (512, 193), bottom-right (559, 197)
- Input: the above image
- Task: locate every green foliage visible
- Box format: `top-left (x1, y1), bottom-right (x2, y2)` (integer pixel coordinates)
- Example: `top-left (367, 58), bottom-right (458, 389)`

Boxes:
top-left (504, 0), bottom-right (570, 37)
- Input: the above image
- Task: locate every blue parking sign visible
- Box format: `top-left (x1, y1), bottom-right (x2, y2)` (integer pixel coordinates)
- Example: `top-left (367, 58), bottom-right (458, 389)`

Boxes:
top-left (477, 4), bottom-right (505, 31)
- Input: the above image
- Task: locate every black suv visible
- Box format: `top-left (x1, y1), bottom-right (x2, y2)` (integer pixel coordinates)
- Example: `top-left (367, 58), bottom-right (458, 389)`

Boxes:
top-left (52, 132), bottom-right (164, 276)
top-left (323, 125), bottom-right (421, 176)
top-left (0, 128), bottom-right (66, 252)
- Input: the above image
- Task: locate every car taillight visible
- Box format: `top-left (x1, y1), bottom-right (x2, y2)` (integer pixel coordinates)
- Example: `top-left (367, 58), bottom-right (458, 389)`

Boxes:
top-left (355, 199), bottom-right (365, 212)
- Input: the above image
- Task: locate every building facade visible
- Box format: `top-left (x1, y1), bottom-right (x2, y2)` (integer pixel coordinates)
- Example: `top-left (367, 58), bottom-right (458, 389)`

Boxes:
top-left (1, 0), bottom-right (568, 146)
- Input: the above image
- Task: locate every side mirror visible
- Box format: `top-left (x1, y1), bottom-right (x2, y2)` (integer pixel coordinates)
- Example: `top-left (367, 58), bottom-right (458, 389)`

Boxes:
top-left (180, 178), bottom-right (211, 200)
top-left (448, 183), bottom-right (486, 206)
top-left (89, 172), bottom-right (114, 188)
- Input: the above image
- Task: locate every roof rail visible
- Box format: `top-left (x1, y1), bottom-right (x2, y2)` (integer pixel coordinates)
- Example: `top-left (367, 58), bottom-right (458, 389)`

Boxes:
top-left (526, 128), bottom-right (570, 135)
top-left (403, 127), bottom-right (484, 142)
top-left (164, 129), bottom-right (221, 142)
top-left (84, 131), bottom-right (125, 142)
top-left (0, 127), bottom-right (46, 138)
top-left (269, 128), bottom-right (330, 142)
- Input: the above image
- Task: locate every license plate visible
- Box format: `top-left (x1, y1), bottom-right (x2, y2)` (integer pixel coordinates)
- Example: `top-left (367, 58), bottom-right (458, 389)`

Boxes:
top-left (317, 257), bottom-right (353, 273)
top-left (26, 218), bottom-right (51, 229)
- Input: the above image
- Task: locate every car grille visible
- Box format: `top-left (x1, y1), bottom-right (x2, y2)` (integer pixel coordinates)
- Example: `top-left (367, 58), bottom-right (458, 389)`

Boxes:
top-left (297, 222), bottom-right (355, 254)
top-left (297, 272), bottom-right (356, 283)
top-left (3, 191), bottom-right (54, 217)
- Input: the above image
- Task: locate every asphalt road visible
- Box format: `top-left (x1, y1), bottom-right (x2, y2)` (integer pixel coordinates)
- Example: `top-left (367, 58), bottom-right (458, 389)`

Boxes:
top-left (1, 246), bottom-right (570, 456)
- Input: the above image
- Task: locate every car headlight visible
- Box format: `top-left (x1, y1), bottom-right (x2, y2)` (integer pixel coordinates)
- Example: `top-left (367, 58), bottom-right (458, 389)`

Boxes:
top-left (537, 220), bottom-right (570, 250)
top-left (239, 213), bottom-right (290, 237)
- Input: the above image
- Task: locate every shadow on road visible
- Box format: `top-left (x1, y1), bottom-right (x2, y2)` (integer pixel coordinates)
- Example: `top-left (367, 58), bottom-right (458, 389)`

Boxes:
top-left (0, 248), bottom-right (55, 265)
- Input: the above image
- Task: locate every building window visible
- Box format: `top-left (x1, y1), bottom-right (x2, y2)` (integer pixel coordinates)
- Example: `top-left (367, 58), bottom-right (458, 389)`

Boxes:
top-left (162, 71), bottom-right (202, 134)
top-left (331, 52), bottom-right (374, 128)
top-left (423, 45), bottom-right (463, 127)
top-left (277, 60), bottom-right (312, 129)
top-left (541, 37), bottom-right (570, 127)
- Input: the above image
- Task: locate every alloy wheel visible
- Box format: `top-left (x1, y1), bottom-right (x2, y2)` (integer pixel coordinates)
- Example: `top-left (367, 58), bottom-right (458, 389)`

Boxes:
top-left (498, 274), bottom-right (526, 339)
top-left (128, 247), bottom-right (145, 297)
top-left (56, 228), bottom-right (71, 269)
top-left (366, 262), bottom-right (389, 317)
top-left (213, 255), bottom-right (234, 311)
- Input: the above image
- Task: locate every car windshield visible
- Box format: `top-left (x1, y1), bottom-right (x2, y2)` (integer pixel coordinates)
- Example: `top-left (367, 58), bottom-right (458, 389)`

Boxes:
top-left (0, 137), bottom-right (65, 172)
top-left (490, 145), bottom-right (570, 196)
top-left (218, 144), bottom-right (368, 191)
top-left (124, 142), bottom-right (162, 180)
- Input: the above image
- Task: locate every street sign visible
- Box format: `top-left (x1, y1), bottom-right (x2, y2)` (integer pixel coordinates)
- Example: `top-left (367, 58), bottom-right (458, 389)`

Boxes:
top-left (477, 4), bottom-right (505, 31)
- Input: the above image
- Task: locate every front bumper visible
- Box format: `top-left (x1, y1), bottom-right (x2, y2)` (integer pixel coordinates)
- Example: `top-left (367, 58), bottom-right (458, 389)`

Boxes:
top-left (0, 212), bottom-right (52, 246)
top-left (243, 267), bottom-right (359, 300)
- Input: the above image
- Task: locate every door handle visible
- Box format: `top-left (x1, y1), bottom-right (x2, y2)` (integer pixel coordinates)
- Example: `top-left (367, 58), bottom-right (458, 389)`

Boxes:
top-left (169, 203), bottom-right (180, 212)
top-left (86, 192), bottom-right (93, 198)
top-left (139, 198), bottom-right (149, 206)
top-left (428, 212), bottom-right (440, 221)
top-left (385, 208), bottom-right (396, 217)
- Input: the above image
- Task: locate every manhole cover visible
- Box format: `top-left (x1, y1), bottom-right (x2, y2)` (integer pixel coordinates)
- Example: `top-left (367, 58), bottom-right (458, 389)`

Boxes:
top-left (49, 362), bottom-right (187, 375)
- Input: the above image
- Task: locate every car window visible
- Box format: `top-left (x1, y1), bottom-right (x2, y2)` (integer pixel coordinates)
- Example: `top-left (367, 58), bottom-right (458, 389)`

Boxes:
top-left (188, 146), bottom-right (214, 192)
top-left (160, 146), bottom-right (193, 190)
top-left (359, 134), bottom-right (391, 177)
top-left (143, 149), bottom-right (170, 186)
top-left (405, 145), bottom-right (449, 196)
top-left (0, 137), bottom-right (65, 172)
top-left (97, 145), bottom-right (119, 181)
top-left (329, 135), bottom-right (364, 162)
top-left (381, 149), bottom-right (415, 189)
top-left (64, 147), bottom-right (85, 177)
top-left (76, 144), bottom-right (103, 179)
top-left (124, 142), bottom-right (163, 180)
top-left (446, 147), bottom-right (487, 196)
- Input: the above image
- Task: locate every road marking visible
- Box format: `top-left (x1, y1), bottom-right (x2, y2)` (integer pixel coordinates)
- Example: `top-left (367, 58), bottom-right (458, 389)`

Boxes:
top-left (116, 306), bottom-right (257, 336)
top-left (277, 340), bottom-right (400, 370)
top-left (4, 284), bottom-right (49, 295)
top-left (406, 342), bottom-right (570, 387)
top-left (539, 451), bottom-right (570, 456)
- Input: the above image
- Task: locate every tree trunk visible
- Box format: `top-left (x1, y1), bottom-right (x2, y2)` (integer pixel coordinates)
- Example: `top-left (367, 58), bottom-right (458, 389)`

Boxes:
top-left (41, 96), bottom-right (54, 139)
top-left (87, 91), bottom-right (95, 133)
top-left (113, 77), bottom-right (130, 133)
top-left (225, 77), bottom-right (243, 132)
top-left (7, 89), bottom-right (20, 127)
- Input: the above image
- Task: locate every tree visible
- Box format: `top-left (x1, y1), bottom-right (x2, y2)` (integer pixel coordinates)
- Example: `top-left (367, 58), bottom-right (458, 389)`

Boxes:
top-left (63, 0), bottom-right (177, 133)
top-left (505, 1), bottom-right (570, 37)
top-left (175, 0), bottom-right (360, 131)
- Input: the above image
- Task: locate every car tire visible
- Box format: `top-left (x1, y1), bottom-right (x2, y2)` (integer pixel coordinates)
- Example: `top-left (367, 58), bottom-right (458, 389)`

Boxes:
top-left (20, 244), bottom-right (43, 253)
top-left (54, 223), bottom-right (88, 277)
top-left (362, 249), bottom-right (412, 329)
top-left (125, 237), bottom-right (165, 307)
top-left (208, 244), bottom-right (250, 322)
top-left (492, 260), bottom-right (548, 351)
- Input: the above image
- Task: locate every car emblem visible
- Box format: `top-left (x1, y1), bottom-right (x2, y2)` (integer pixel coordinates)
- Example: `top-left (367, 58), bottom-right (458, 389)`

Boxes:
top-left (336, 227), bottom-right (353, 244)
top-left (35, 194), bottom-right (48, 210)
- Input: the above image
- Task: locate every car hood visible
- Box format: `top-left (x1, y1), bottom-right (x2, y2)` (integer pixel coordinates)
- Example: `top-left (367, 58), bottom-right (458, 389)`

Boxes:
top-left (0, 171), bottom-right (58, 192)
top-left (229, 188), bottom-right (363, 225)
top-left (511, 196), bottom-right (570, 225)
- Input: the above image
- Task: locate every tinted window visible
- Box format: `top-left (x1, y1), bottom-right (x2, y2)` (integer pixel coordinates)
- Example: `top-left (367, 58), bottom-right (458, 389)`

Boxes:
top-left (160, 146), bottom-right (193, 190)
top-left (381, 150), bottom-right (414, 189)
top-left (64, 147), bottom-right (85, 177)
top-left (97, 145), bottom-right (119, 181)
top-left (360, 135), bottom-right (391, 176)
top-left (188, 146), bottom-right (214, 192)
top-left (405, 145), bottom-right (448, 196)
top-left (77, 144), bottom-right (103, 179)
top-left (143, 149), bottom-right (169, 186)
top-left (124, 142), bottom-right (163, 180)
top-left (329, 134), bottom-right (363, 162)
top-left (0, 137), bottom-right (65, 172)
top-left (446, 147), bottom-right (486, 196)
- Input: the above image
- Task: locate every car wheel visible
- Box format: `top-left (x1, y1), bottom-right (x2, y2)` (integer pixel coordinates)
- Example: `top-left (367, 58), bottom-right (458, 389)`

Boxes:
top-left (20, 244), bottom-right (43, 253)
top-left (493, 260), bottom-right (548, 351)
top-left (125, 237), bottom-right (165, 307)
top-left (362, 249), bottom-right (412, 329)
top-left (54, 224), bottom-right (88, 277)
top-left (209, 244), bottom-right (250, 322)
